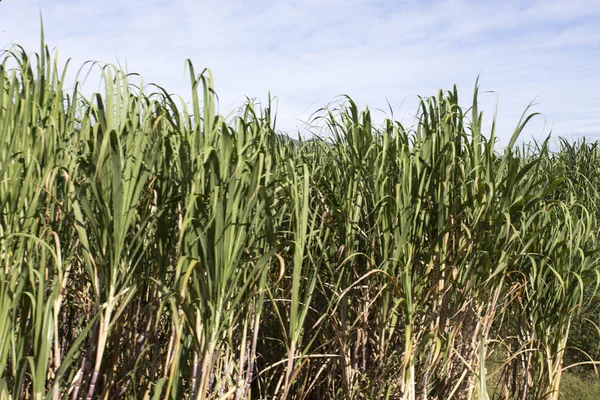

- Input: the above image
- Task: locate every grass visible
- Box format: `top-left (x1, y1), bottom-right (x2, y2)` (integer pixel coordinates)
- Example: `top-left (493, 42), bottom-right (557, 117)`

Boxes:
top-left (560, 373), bottom-right (600, 400)
top-left (1, 35), bottom-right (600, 399)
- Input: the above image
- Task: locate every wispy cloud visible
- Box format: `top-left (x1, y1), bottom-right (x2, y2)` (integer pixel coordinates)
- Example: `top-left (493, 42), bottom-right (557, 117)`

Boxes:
top-left (1, 0), bottom-right (598, 145)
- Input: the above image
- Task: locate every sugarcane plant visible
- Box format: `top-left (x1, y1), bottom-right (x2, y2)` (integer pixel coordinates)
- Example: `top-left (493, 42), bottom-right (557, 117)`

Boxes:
top-left (0, 34), bottom-right (599, 400)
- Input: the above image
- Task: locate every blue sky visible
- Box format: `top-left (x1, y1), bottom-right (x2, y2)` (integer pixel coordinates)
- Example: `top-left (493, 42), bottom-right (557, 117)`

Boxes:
top-left (0, 0), bottom-right (599, 146)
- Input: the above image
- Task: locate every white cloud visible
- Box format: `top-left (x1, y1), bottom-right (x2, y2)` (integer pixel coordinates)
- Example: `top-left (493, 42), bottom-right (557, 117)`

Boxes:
top-left (1, 0), bottom-right (598, 146)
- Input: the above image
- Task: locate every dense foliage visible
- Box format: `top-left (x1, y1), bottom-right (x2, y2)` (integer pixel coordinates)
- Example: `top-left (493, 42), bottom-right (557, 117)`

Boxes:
top-left (1, 40), bottom-right (599, 399)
